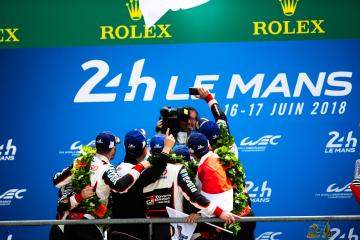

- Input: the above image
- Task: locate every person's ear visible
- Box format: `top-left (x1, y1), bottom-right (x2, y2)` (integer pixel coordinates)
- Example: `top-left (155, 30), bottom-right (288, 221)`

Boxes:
top-left (141, 148), bottom-right (148, 159)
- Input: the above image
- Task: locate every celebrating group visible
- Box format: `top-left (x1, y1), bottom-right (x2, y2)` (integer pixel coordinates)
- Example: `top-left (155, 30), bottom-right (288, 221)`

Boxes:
top-left (50, 87), bottom-right (256, 240)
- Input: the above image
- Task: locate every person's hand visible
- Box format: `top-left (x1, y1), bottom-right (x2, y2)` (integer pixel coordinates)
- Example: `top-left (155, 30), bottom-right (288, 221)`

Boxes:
top-left (80, 185), bottom-right (94, 199)
top-left (162, 128), bottom-right (175, 154)
top-left (197, 87), bottom-right (211, 99)
top-left (219, 212), bottom-right (236, 225)
top-left (186, 213), bottom-right (200, 223)
top-left (140, 160), bottom-right (151, 169)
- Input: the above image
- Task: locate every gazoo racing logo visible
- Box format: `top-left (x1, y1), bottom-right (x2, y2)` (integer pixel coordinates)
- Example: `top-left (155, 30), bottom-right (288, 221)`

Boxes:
top-left (0, 189), bottom-right (27, 206)
top-left (0, 138), bottom-right (17, 161)
top-left (239, 135), bottom-right (281, 152)
top-left (253, 0), bottom-right (325, 36)
top-left (246, 181), bottom-right (272, 203)
top-left (325, 131), bottom-right (357, 154)
top-left (73, 58), bottom-right (353, 104)
top-left (100, 0), bottom-right (172, 41)
top-left (256, 232), bottom-right (283, 240)
top-left (59, 140), bottom-right (95, 156)
top-left (314, 182), bottom-right (352, 199)
top-left (146, 195), bottom-right (155, 205)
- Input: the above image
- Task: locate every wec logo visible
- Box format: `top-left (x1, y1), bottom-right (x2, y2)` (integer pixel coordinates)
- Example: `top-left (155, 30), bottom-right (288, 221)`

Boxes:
top-left (59, 140), bottom-right (95, 156)
top-left (240, 135), bottom-right (281, 146)
top-left (326, 183), bottom-right (351, 193)
top-left (315, 182), bottom-right (352, 199)
top-left (0, 189), bottom-right (27, 206)
top-left (239, 135), bottom-right (281, 152)
top-left (256, 232), bottom-right (282, 240)
top-left (70, 140), bottom-right (95, 151)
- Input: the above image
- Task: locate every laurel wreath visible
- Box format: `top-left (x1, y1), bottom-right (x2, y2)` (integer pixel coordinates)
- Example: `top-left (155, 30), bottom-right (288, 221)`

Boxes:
top-left (213, 124), bottom-right (248, 235)
top-left (70, 146), bottom-right (111, 220)
top-left (147, 127), bottom-right (248, 235)
top-left (147, 150), bottom-right (198, 215)
top-left (147, 151), bottom-right (198, 181)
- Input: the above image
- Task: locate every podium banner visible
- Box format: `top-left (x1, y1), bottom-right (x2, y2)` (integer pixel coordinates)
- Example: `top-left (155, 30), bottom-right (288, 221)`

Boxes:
top-left (0, 39), bottom-right (359, 239)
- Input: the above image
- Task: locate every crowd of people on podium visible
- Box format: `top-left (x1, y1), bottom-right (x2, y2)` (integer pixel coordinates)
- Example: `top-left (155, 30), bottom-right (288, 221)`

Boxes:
top-left (50, 87), bottom-right (258, 240)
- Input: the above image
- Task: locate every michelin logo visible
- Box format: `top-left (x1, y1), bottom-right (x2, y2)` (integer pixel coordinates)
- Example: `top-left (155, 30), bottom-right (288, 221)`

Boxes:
top-left (0, 189), bottom-right (27, 206)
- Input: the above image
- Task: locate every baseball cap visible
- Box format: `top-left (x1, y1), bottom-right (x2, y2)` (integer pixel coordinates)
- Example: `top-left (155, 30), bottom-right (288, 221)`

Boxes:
top-left (149, 134), bottom-right (165, 154)
top-left (196, 117), bottom-right (209, 129)
top-left (199, 120), bottom-right (220, 146)
top-left (187, 132), bottom-right (209, 158)
top-left (96, 131), bottom-right (120, 150)
top-left (134, 128), bottom-right (146, 138)
top-left (173, 145), bottom-right (190, 162)
top-left (124, 129), bottom-right (147, 157)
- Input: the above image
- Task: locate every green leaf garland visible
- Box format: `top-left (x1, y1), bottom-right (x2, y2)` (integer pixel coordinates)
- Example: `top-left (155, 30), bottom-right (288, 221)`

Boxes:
top-left (213, 125), bottom-right (248, 235)
top-left (70, 146), bottom-right (111, 220)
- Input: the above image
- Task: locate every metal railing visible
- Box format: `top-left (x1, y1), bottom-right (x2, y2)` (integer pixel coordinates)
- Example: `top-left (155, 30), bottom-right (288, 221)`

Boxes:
top-left (1, 215), bottom-right (359, 226)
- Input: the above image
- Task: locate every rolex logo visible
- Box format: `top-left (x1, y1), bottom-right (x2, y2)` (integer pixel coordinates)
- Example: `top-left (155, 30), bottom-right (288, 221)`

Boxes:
top-left (99, 0), bottom-right (172, 40)
top-left (126, 0), bottom-right (142, 21)
top-left (279, 0), bottom-right (299, 16)
top-left (0, 28), bottom-right (20, 43)
top-left (252, 0), bottom-right (325, 36)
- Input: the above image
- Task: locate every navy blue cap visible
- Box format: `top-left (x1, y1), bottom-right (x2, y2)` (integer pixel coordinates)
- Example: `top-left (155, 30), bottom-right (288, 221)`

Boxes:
top-left (134, 128), bottom-right (147, 138)
top-left (187, 132), bottom-right (209, 157)
top-left (196, 117), bottom-right (209, 129)
top-left (173, 145), bottom-right (190, 162)
top-left (96, 131), bottom-right (120, 150)
top-left (199, 120), bottom-right (220, 146)
top-left (150, 134), bottom-right (165, 154)
top-left (124, 129), bottom-right (147, 157)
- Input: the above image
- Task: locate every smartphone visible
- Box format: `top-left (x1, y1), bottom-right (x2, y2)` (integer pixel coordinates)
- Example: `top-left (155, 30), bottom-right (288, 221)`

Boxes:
top-left (189, 87), bottom-right (199, 95)
top-left (355, 159), bottom-right (360, 178)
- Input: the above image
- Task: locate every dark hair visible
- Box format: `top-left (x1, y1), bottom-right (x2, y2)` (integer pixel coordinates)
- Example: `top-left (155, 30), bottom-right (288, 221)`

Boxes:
top-left (158, 107), bottom-right (190, 136)
top-left (126, 148), bottom-right (145, 158)
top-left (96, 147), bottom-right (113, 155)
top-left (185, 106), bottom-right (199, 120)
top-left (193, 150), bottom-right (208, 159)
